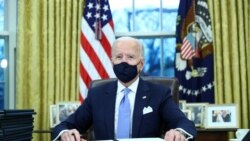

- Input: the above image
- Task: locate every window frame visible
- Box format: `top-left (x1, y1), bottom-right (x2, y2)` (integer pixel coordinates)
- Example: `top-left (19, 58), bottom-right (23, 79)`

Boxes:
top-left (0, 0), bottom-right (17, 109)
top-left (111, 0), bottom-right (178, 76)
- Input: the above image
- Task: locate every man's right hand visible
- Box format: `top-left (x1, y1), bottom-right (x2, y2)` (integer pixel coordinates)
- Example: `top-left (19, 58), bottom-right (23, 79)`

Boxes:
top-left (60, 129), bottom-right (86, 141)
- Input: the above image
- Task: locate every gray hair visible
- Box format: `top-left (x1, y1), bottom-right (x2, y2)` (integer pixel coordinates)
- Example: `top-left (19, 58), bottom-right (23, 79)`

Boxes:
top-left (112, 36), bottom-right (144, 59)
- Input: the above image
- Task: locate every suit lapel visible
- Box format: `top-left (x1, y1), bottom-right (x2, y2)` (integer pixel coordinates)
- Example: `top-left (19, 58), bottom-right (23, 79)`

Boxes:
top-left (104, 81), bottom-right (117, 139)
top-left (132, 78), bottom-right (150, 137)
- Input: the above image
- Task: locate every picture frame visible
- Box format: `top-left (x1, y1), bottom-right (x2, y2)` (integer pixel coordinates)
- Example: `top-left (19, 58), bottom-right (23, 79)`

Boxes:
top-left (185, 103), bottom-right (208, 127)
top-left (179, 100), bottom-right (186, 110)
top-left (182, 109), bottom-right (192, 120)
top-left (49, 105), bottom-right (58, 128)
top-left (205, 104), bottom-right (238, 129)
top-left (57, 102), bottom-right (81, 123)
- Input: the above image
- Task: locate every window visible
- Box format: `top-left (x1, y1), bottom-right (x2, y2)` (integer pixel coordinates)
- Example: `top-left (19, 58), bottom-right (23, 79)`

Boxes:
top-left (109, 0), bottom-right (180, 77)
top-left (0, 0), bottom-right (17, 109)
top-left (0, 0), bottom-right (5, 109)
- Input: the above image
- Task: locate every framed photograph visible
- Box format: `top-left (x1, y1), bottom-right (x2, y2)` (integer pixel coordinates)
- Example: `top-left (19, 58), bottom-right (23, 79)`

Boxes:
top-left (185, 103), bottom-right (208, 127)
top-left (57, 102), bottom-right (81, 123)
top-left (182, 109), bottom-right (192, 120)
top-left (50, 105), bottom-right (58, 128)
top-left (205, 104), bottom-right (238, 129)
top-left (179, 100), bottom-right (186, 110)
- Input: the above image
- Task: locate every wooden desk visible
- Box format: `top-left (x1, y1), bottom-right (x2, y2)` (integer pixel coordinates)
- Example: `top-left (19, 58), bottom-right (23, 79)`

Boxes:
top-left (196, 128), bottom-right (237, 141)
top-left (34, 128), bottom-right (237, 141)
top-left (33, 129), bottom-right (88, 140)
top-left (33, 130), bottom-right (52, 140)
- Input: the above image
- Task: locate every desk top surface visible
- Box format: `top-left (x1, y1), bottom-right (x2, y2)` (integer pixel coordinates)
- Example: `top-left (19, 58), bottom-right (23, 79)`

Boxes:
top-left (197, 128), bottom-right (238, 131)
top-left (97, 138), bottom-right (164, 141)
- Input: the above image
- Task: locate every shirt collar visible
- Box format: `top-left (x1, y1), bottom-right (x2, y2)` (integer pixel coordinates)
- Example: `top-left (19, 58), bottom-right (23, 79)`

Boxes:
top-left (117, 77), bottom-right (140, 93)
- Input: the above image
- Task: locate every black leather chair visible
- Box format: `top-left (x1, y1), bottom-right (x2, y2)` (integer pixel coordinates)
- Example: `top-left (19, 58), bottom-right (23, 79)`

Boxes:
top-left (86, 76), bottom-right (180, 140)
top-left (89, 76), bottom-right (179, 103)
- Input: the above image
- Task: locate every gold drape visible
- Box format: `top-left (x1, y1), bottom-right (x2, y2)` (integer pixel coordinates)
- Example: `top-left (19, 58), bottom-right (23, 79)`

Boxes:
top-left (208, 0), bottom-right (250, 128)
top-left (16, 0), bottom-right (250, 140)
top-left (16, 0), bottom-right (83, 140)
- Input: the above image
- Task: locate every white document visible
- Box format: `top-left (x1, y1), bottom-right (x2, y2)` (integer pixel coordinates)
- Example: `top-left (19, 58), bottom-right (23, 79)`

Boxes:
top-left (119, 138), bottom-right (164, 141)
top-left (97, 138), bottom-right (164, 141)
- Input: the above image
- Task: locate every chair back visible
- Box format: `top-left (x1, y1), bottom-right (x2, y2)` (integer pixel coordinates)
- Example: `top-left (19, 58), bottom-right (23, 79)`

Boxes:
top-left (90, 76), bottom-right (179, 103)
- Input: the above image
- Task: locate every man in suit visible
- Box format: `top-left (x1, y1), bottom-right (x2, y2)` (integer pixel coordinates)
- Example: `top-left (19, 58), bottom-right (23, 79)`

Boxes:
top-left (53, 37), bottom-right (196, 141)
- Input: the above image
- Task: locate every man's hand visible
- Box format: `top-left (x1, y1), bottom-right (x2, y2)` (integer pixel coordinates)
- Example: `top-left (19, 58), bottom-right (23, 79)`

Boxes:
top-left (60, 129), bottom-right (86, 141)
top-left (164, 129), bottom-right (187, 141)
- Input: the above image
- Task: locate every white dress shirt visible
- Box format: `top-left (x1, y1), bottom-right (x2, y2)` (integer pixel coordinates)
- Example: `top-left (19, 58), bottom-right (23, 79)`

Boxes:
top-left (114, 77), bottom-right (139, 138)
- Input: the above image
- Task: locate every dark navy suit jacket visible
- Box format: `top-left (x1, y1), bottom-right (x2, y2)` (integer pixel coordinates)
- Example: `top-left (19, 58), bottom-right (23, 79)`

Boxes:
top-left (53, 78), bottom-right (196, 140)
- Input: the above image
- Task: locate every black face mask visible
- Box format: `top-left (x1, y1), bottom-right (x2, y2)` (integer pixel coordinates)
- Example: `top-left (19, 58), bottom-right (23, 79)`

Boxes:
top-left (113, 62), bottom-right (139, 83)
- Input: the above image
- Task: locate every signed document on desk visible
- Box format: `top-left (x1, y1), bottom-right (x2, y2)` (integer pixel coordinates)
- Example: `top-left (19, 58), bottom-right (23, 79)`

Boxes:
top-left (97, 138), bottom-right (164, 141)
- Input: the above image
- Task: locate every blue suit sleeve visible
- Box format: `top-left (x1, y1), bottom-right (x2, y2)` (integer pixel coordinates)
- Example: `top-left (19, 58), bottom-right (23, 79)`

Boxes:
top-left (52, 91), bottom-right (94, 140)
top-left (160, 88), bottom-right (197, 139)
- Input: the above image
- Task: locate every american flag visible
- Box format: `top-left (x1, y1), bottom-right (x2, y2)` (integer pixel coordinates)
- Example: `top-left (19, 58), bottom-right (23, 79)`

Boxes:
top-left (180, 36), bottom-right (196, 60)
top-left (80, 0), bottom-right (116, 101)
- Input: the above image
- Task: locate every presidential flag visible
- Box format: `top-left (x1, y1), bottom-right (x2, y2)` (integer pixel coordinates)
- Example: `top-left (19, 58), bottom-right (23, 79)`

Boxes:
top-left (175, 0), bottom-right (214, 103)
top-left (79, 0), bottom-right (116, 101)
